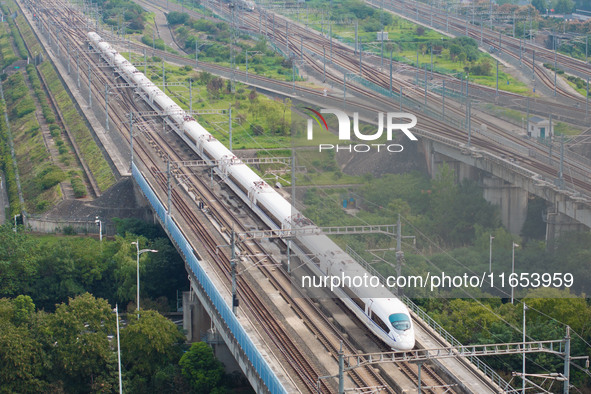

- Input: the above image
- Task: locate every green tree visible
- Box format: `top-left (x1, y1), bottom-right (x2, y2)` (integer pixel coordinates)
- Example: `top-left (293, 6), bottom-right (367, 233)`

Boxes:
top-left (531, 0), bottom-right (547, 12)
top-left (0, 317), bottom-right (47, 393)
top-left (111, 235), bottom-right (145, 305)
top-left (430, 164), bottom-right (499, 246)
top-left (166, 12), bottom-right (190, 25)
top-left (552, 0), bottom-right (575, 13)
top-left (179, 342), bottom-right (224, 394)
top-left (121, 310), bottom-right (185, 391)
top-left (449, 44), bottom-right (462, 61)
top-left (0, 224), bottom-right (38, 297)
top-left (48, 293), bottom-right (117, 392)
top-left (12, 294), bottom-right (35, 326)
top-left (31, 237), bottom-right (108, 310)
top-left (431, 299), bottom-right (498, 343)
top-left (525, 288), bottom-right (591, 334)
top-left (142, 238), bottom-right (188, 309)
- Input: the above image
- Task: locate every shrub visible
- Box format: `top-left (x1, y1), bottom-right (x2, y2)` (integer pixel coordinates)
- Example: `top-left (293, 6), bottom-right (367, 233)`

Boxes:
top-left (166, 11), bottom-right (189, 25)
top-left (250, 123), bottom-right (264, 135)
top-left (12, 98), bottom-right (35, 118)
top-left (36, 165), bottom-right (66, 190)
top-left (63, 225), bottom-right (77, 235)
top-left (27, 126), bottom-right (40, 137)
top-left (71, 176), bottom-right (87, 198)
top-left (36, 199), bottom-right (51, 211)
top-left (49, 125), bottom-right (61, 138)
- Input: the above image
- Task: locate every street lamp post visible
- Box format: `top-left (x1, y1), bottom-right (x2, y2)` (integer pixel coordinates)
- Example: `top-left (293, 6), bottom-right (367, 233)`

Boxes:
top-left (523, 302), bottom-right (527, 394)
top-left (489, 235), bottom-right (494, 272)
top-left (115, 304), bottom-right (123, 394)
top-left (511, 242), bottom-right (519, 304)
top-left (13, 213), bottom-right (20, 233)
top-left (131, 239), bottom-right (158, 318)
top-left (95, 216), bottom-right (102, 242)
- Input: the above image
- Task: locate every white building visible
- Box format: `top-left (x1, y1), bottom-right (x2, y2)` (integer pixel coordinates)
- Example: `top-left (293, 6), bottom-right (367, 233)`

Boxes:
top-left (528, 116), bottom-right (553, 139)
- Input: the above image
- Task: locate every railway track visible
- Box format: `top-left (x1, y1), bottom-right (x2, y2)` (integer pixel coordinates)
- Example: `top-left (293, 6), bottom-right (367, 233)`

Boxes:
top-left (214, 0), bottom-right (591, 126)
top-left (18, 0), bottom-right (456, 391)
top-left (65, 0), bottom-right (591, 198)
top-left (212, 1), bottom-right (591, 196)
top-left (25, 0), bottom-right (500, 390)
top-left (20, 0), bottom-right (591, 392)
top-left (23, 3), bottom-right (333, 391)
top-left (383, 0), bottom-right (591, 79)
top-left (378, 0), bottom-right (585, 101)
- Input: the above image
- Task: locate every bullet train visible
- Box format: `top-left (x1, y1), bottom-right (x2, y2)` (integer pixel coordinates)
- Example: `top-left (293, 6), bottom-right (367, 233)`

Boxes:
top-left (87, 32), bottom-right (415, 350)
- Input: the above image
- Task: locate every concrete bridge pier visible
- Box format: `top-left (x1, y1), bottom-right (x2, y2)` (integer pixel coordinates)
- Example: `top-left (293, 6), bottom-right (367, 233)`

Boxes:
top-left (182, 290), bottom-right (242, 374)
top-left (183, 290), bottom-right (212, 342)
top-left (424, 142), bottom-right (528, 235)
top-left (482, 176), bottom-right (529, 235)
top-left (545, 211), bottom-right (588, 244)
top-left (424, 141), bottom-right (478, 182)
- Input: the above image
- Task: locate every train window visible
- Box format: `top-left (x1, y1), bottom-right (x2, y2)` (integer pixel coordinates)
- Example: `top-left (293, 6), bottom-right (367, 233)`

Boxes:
top-left (372, 315), bottom-right (390, 334)
top-left (351, 297), bottom-right (364, 310)
top-left (389, 313), bottom-right (411, 331)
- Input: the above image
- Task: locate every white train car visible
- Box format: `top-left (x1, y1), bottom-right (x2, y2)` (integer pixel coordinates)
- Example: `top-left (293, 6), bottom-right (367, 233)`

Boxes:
top-left (88, 32), bottom-right (414, 350)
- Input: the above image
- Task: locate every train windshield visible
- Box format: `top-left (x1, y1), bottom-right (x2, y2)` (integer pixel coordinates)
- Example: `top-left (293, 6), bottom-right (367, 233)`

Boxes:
top-left (389, 313), bottom-right (411, 331)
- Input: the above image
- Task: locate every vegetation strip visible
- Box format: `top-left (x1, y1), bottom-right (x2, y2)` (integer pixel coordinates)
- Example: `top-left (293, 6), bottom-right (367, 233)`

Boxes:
top-left (10, 0), bottom-right (116, 193)
top-left (0, 82), bottom-right (24, 217)
top-left (33, 65), bottom-right (98, 197)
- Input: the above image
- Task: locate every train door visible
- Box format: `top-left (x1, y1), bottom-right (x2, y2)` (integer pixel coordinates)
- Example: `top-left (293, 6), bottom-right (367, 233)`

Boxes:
top-left (366, 299), bottom-right (374, 326)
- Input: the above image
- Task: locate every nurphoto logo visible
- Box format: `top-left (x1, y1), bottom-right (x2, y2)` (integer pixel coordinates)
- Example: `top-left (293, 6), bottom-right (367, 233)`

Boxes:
top-left (305, 108), bottom-right (418, 152)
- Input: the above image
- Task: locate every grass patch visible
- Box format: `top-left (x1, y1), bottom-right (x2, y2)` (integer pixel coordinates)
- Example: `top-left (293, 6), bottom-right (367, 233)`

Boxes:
top-left (554, 122), bottom-right (582, 136)
top-left (38, 61), bottom-right (116, 192)
top-left (3, 71), bottom-right (61, 213)
top-left (126, 56), bottom-right (294, 150)
top-left (0, 27), bottom-right (18, 68)
top-left (274, 0), bottom-right (530, 95)
top-left (14, 12), bottom-right (42, 55)
top-left (564, 78), bottom-right (589, 98)
top-left (482, 103), bottom-right (525, 124)
top-left (69, 170), bottom-right (87, 198)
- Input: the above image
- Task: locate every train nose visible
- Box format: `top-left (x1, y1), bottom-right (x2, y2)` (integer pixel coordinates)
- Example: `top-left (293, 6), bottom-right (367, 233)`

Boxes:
top-left (394, 331), bottom-right (415, 351)
top-left (397, 335), bottom-right (416, 351)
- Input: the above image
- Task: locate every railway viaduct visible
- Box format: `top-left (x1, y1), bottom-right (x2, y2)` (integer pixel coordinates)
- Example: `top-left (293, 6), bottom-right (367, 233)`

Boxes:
top-left (421, 134), bottom-right (591, 239)
top-left (17, 0), bottom-right (583, 391)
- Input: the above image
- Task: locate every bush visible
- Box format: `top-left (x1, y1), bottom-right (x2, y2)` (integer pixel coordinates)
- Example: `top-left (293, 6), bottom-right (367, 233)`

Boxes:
top-left (70, 175), bottom-right (87, 198)
top-left (141, 35), bottom-right (165, 50)
top-left (49, 125), bottom-right (61, 138)
top-left (250, 123), bottom-right (264, 135)
top-left (36, 199), bottom-right (51, 211)
top-left (12, 97), bottom-right (35, 118)
top-left (63, 225), bottom-right (77, 235)
top-left (36, 165), bottom-right (66, 190)
top-left (27, 126), bottom-right (39, 137)
top-left (166, 11), bottom-right (189, 25)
